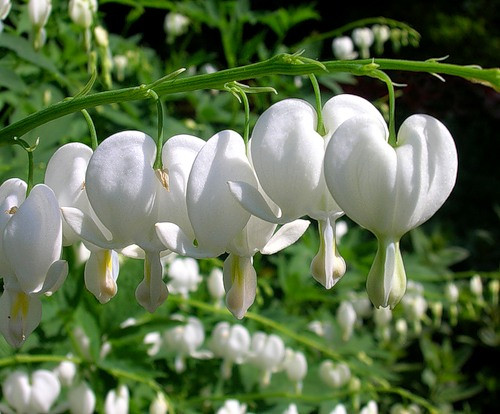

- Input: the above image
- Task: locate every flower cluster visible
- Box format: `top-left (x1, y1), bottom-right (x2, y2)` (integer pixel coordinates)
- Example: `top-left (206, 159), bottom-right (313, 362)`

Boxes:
top-left (332, 24), bottom-right (419, 60)
top-left (0, 93), bottom-right (457, 347)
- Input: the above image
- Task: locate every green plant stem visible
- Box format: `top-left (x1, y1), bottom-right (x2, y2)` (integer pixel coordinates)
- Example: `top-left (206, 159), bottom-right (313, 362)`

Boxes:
top-left (81, 109), bottom-right (98, 150)
top-left (0, 55), bottom-right (498, 144)
top-left (309, 74), bottom-right (325, 135)
top-left (0, 354), bottom-right (81, 367)
top-left (369, 69), bottom-right (396, 144)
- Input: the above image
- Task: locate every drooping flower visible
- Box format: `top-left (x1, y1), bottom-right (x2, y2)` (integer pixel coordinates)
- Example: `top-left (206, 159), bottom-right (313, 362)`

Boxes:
top-left (0, 369), bottom-right (61, 413)
top-left (372, 24), bottom-right (391, 54)
top-left (229, 95), bottom-right (387, 290)
top-left (319, 360), bottom-right (351, 388)
top-left (27, 0), bottom-right (51, 49)
top-left (0, 179), bottom-right (68, 347)
top-left (352, 27), bottom-right (374, 58)
top-left (282, 348), bottom-right (308, 392)
top-left (62, 131), bottom-right (170, 312)
top-left (248, 331), bottom-right (286, 387)
top-left (332, 36), bottom-right (358, 60)
top-left (68, 381), bottom-right (96, 414)
top-left (166, 256), bottom-right (202, 298)
top-left (324, 111), bottom-right (458, 308)
top-left (104, 385), bottom-right (129, 414)
top-left (68, 0), bottom-right (97, 29)
top-left (45, 142), bottom-right (120, 304)
top-left (156, 130), bottom-right (308, 318)
top-left (336, 300), bottom-right (357, 341)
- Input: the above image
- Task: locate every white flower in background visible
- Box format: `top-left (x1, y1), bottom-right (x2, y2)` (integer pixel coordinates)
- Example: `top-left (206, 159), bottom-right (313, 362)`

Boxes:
top-left (157, 130), bottom-right (308, 319)
top-left (445, 282), bottom-right (459, 303)
top-left (373, 307), bottom-right (392, 341)
top-left (163, 316), bottom-right (209, 373)
top-left (248, 331), bottom-right (286, 386)
top-left (0, 0), bottom-right (11, 32)
top-left (319, 360), bottom-right (351, 388)
top-left (149, 392), bottom-right (169, 414)
top-left (69, 0), bottom-right (97, 28)
top-left (282, 349), bottom-right (308, 392)
top-left (68, 381), bottom-right (96, 414)
top-left (336, 300), bottom-right (357, 341)
top-left (208, 267), bottom-right (225, 304)
top-left (229, 95), bottom-right (387, 291)
top-left (164, 12), bottom-right (189, 43)
top-left (54, 359), bottom-right (77, 387)
top-left (94, 25), bottom-right (108, 47)
top-left (144, 331), bottom-right (162, 356)
top-left (28, 0), bottom-right (51, 49)
top-left (335, 220), bottom-right (348, 242)
top-left (104, 384), bottom-right (129, 414)
top-left (62, 131), bottom-right (170, 312)
top-left (114, 54), bottom-right (128, 81)
top-left (360, 400), bottom-right (378, 414)
top-left (0, 179), bottom-right (68, 347)
top-left (352, 27), bottom-right (374, 58)
top-left (0, 369), bottom-right (61, 414)
top-left (470, 274), bottom-right (483, 297)
top-left (402, 291), bottom-right (428, 334)
top-left (217, 399), bottom-right (247, 414)
top-left (332, 36), bottom-right (358, 60)
top-left (347, 292), bottom-right (372, 319)
top-left (166, 256), bottom-right (202, 298)
top-left (395, 318), bottom-right (408, 343)
top-left (390, 403), bottom-right (422, 414)
top-left (45, 142), bottom-right (120, 304)
top-left (329, 404), bottom-right (347, 414)
top-left (209, 322), bottom-right (251, 379)
top-left (73, 326), bottom-right (91, 360)
top-left (283, 403), bottom-right (299, 414)
top-left (324, 106), bottom-right (458, 309)
top-left (372, 24), bottom-right (391, 54)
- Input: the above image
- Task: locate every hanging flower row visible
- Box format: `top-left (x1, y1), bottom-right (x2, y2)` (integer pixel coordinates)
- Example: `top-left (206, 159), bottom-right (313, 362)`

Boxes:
top-left (0, 93), bottom-right (458, 347)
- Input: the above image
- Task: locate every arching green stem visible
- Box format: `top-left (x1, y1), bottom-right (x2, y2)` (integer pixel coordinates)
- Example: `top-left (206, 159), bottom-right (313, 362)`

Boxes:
top-left (147, 89), bottom-right (164, 170)
top-left (308, 73), bottom-right (325, 136)
top-left (239, 90), bottom-right (251, 146)
top-left (81, 109), bottom-right (98, 150)
top-left (369, 69), bottom-right (397, 145)
top-left (13, 137), bottom-right (37, 194)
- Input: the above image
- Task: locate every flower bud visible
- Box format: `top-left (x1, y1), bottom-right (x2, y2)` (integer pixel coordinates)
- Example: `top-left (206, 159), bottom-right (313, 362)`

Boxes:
top-left (445, 282), bottom-right (459, 303)
top-left (28, 0), bottom-right (51, 28)
top-left (94, 25), bottom-right (109, 47)
top-left (149, 392), bottom-right (169, 414)
top-left (208, 267), bottom-right (225, 303)
top-left (336, 301), bottom-right (357, 341)
top-left (332, 36), bottom-right (358, 60)
top-left (164, 12), bottom-right (189, 42)
top-left (68, 382), bottom-right (96, 414)
top-left (54, 359), bottom-right (77, 387)
top-left (470, 274), bottom-right (483, 297)
top-left (352, 27), bottom-right (374, 58)
top-left (69, 0), bottom-right (97, 28)
top-left (372, 24), bottom-right (391, 54)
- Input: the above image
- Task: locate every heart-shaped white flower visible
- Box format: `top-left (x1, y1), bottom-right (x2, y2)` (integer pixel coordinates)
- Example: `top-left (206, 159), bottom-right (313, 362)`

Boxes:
top-left (324, 113), bottom-right (458, 308)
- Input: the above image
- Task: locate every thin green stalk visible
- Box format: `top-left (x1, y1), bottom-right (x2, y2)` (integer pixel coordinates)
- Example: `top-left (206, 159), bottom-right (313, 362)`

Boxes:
top-left (146, 89), bottom-right (165, 170)
top-left (81, 109), bottom-right (98, 150)
top-left (0, 55), bottom-right (498, 144)
top-left (13, 138), bottom-right (36, 193)
top-left (240, 90), bottom-right (251, 146)
top-left (0, 354), bottom-right (81, 367)
top-left (308, 73), bottom-right (325, 135)
top-left (368, 69), bottom-right (396, 145)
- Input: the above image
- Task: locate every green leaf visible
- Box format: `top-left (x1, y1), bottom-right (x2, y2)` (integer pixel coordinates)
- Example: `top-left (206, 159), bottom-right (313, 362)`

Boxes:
top-left (0, 66), bottom-right (26, 93)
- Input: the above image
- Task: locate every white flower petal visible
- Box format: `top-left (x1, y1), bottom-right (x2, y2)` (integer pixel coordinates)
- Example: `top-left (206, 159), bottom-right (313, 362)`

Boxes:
top-left (3, 184), bottom-right (62, 293)
top-left (84, 249), bottom-right (119, 303)
top-left (135, 251), bottom-right (168, 312)
top-left (2, 371), bottom-right (31, 412)
top-left (61, 207), bottom-right (115, 249)
top-left (250, 99), bottom-right (324, 219)
top-left (155, 222), bottom-right (222, 258)
top-left (29, 370), bottom-right (61, 413)
top-left (261, 219), bottom-right (310, 255)
top-left (0, 289), bottom-right (42, 348)
top-left (37, 259), bottom-right (68, 295)
top-left (223, 254), bottom-right (256, 319)
top-left (187, 130), bottom-right (256, 254)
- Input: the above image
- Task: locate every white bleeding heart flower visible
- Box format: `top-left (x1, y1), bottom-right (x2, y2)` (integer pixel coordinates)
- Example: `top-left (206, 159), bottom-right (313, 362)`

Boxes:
top-left (324, 113), bottom-right (458, 308)
top-left (104, 385), bottom-right (129, 414)
top-left (1, 369), bottom-right (61, 413)
top-left (45, 142), bottom-right (120, 304)
top-left (156, 130), bottom-right (308, 318)
top-left (332, 36), bottom-right (358, 60)
top-left (248, 331), bottom-right (286, 386)
top-left (61, 131), bottom-right (169, 312)
top-left (0, 179), bottom-right (68, 347)
top-left (229, 95), bottom-right (387, 290)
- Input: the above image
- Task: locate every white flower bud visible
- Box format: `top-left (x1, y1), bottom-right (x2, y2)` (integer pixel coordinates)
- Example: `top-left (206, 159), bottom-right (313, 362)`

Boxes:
top-left (28, 0), bottom-right (51, 28)
top-left (336, 301), bottom-right (357, 341)
top-left (149, 392), bottom-right (169, 414)
top-left (445, 282), bottom-right (459, 303)
top-left (352, 27), bottom-right (374, 48)
top-left (208, 267), bottom-right (225, 302)
top-left (332, 36), bottom-right (358, 60)
top-left (68, 382), bottom-right (96, 414)
top-left (94, 25), bottom-right (109, 47)
top-left (54, 359), bottom-right (77, 386)
top-left (372, 24), bottom-right (391, 43)
top-left (470, 274), bottom-right (483, 296)
top-left (283, 349), bottom-right (308, 385)
top-left (0, 0), bottom-right (11, 20)
top-left (164, 12), bottom-right (189, 38)
top-left (104, 385), bottom-right (129, 414)
top-left (69, 0), bottom-right (97, 29)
